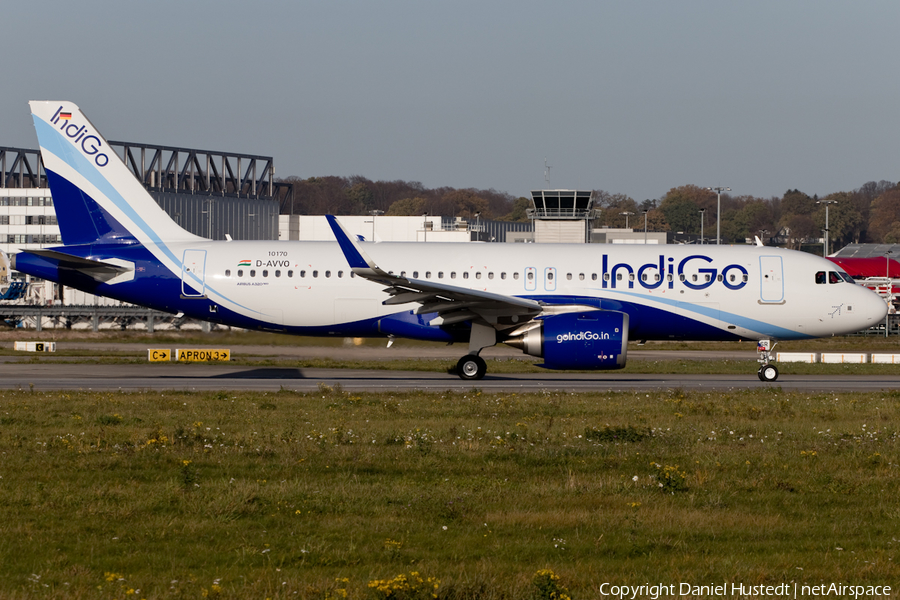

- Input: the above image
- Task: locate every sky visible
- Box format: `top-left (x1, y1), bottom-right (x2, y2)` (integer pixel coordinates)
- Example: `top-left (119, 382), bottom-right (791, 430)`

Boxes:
top-left (2, 0), bottom-right (899, 203)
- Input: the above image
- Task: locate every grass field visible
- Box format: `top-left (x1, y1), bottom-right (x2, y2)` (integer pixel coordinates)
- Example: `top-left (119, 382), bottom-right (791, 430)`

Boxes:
top-left (1, 386), bottom-right (898, 598)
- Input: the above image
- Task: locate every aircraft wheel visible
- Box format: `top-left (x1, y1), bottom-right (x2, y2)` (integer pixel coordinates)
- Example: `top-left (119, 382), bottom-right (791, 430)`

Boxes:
top-left (758, 364), bottom-right (779, 382)
top-left (457, 355), bottom-right (487, 380)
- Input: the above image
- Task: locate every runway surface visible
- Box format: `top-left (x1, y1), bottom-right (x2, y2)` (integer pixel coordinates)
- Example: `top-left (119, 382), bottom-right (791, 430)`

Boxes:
top-left (2, 362), bottom-right (899, 392)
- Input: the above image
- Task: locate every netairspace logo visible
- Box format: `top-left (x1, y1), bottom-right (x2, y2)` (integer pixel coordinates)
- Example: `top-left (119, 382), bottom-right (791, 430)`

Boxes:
top-left (598, 581), bottom-right (892, 599)
top-left (557, 330), bottom-right (612, 344)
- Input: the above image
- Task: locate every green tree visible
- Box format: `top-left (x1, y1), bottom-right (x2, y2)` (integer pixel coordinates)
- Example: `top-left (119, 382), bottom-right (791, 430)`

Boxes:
top-left (345, 181), bottom-right (374, 214)
top-left (386, 197), bottom-right (427, 216)
top-left (500, 197), bottom-right (531, 222)
top-left (596, 194), bottom-right (640, 228)
top-left (436, 189), bottom-right (490, 219)
top-left (868, 187), bottom-right (900, 243)
top-left (659, 185), bottom-right (715, 235)
top-left (815, 192), bottom-right (862, 250)
top-left (778, 189), bottom-right (816, 249)
top-left (722, 200), bottom-right (775, 243)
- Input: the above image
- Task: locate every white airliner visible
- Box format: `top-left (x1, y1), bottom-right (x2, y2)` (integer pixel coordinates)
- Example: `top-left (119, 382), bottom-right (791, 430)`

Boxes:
top-left (2, 101), bottom-right (888, 381)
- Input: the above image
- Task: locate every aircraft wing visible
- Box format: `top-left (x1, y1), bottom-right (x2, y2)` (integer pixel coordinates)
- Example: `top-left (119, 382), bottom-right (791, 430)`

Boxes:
top-left (326, 215), bottom-right (543, 329)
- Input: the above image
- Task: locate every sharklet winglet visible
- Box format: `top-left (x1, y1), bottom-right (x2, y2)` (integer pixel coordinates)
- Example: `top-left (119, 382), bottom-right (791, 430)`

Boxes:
top-left (326, 215), bottom-right (385, 273)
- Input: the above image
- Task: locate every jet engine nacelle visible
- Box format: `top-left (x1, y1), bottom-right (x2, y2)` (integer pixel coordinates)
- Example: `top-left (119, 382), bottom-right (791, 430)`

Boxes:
top-left (507, 310), bottom-right (629, 370)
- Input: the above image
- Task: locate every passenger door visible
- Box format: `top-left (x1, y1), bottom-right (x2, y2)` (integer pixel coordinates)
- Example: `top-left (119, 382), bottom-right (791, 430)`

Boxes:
top-left (181, 249), bottom-right (207, 298)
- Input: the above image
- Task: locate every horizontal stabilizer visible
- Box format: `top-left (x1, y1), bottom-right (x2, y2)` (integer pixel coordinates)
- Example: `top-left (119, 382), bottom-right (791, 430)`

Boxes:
top-left (22, 249), bottom-right (129, 274)
top-left (14, 250), bottom-right (134, 284)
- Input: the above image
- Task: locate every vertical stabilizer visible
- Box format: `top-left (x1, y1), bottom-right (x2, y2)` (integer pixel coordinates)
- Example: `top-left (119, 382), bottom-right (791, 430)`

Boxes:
top-left (29, 101), bottom-right (202, 246)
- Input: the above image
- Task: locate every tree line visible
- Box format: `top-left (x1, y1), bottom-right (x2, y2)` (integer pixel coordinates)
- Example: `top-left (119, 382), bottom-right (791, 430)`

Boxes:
top-left (277, 175), bottom-right (900, 249)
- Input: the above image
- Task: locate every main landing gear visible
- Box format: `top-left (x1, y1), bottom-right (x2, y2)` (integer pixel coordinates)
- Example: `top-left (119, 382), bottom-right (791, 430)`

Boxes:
top-left (457, 355), bottom-right (487, 380)
top-left (456, 323), bottom-right (494, 380)
top-left (757, 339), bottom-right (779, 382)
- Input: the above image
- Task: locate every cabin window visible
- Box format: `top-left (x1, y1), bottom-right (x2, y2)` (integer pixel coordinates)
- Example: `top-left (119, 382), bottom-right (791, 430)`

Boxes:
top-left (641, 273), bottom-right (647, 282)
top-left (729, 273), bottom-right (736, 282)
top-left (692, 274), bottom-right (698, 282)
top-left (413, 271), bottom-right (419, 278)
top-left (463, 272), bottom-right (469, 279)
top-left (616, 273), bottom-right (622, 281)
top-left (629, 273), bottom-right (635, 281)
top-left (488, 272), bottom-right (494, 279)
top-left (604, 273), bottom-right (611, 281)
top-left (300, 270), bottom-right (306, 278)
top-left (438, 271), bottom-right (444, 279)
top-left (667, 274), bottom-right (673, 282)
top-left (655, 273), bottom-right (660, 281)
top-left (579, 273), bottom-right (585, 280)
top-left (325, 270), bottom-right (331, 278)
top-left (337, 271), bottom-right (343, 278)
top-left (743, 274), bottom-right (749, 282)
top-left (527, 272), bottom-right (534, 281)
top-left (705, 274), bottom-right (711, 282)
top-left (513, 272), bottom-right (519, 280)
top-left (275, 270), bottom-right (281, 277)
top-left (716, 274), bottom-right (723, 282)
top-left (476, 272), bottom-right (482, 279)
top-left (547, 272), bottom-right (554, 281)
top-left (679, 273), bottom-right (685, 281)
top-left (288, 270), bottom-right (294, 278)
top-left (566, 273), bottom-right (572, 280)
top-left (237, 269), bottom-right (244, 277)
top-left (225, 269), bottom-right (231, 277)
top-left (312, 270), bottom-right (318, 278)
top-left (350, 272), bottom-right (356, 278)
top-left (250, 270), bottom-right (257, 277)
top-left (425, 271), bottom-right (432, 278)
top-left (451, 272), bottom-right (457, 279)
top-left (592, 273), bottom-right (598, 281)
top-left (400, 271), bottom-right (406, 278)
top-left (501, 272), bottom-right (506, 280)
top-left (262, 270), bottom-right (269, 277)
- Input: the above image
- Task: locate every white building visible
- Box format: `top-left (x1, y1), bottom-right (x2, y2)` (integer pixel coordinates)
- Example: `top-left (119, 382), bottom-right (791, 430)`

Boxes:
top-left (0, 188), bottom-right (61, 255)
top-left (279, 215), bottom-right (471, 243)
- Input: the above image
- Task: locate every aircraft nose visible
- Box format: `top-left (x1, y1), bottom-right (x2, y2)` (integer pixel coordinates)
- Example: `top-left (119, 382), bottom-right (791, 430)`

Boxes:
top-left (860, 286), bottom-right (889, 324)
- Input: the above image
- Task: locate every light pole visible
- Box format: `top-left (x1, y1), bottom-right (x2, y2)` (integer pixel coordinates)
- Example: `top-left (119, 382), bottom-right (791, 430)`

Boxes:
top-left (705, 186), bottom-right (730, 245)
top-left (422, 213), bottom-right (428, 242)
top-left (699, 208), bottom-right (706, 244)
top-left (886, 250), bottom-right (893, 337)
top-left (474, 211), bottom-right (481, 241)
top-left (816, 199), bottom-right (838, 256)
top-left (642, 210), bottom-right (648, 244)
top-left (620, 211), bottom-right (634, 229)
top-left (368, 209), bottom-right (383, 241)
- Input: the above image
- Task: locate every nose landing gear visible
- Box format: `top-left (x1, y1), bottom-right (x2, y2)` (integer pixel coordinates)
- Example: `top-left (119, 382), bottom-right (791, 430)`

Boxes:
top-left (757, 339), bottom-right (778, 381)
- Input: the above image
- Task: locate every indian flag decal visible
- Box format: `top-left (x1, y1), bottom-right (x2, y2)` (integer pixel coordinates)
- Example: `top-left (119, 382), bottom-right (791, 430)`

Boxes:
top-left (238, 260), bottom-right (252, 267)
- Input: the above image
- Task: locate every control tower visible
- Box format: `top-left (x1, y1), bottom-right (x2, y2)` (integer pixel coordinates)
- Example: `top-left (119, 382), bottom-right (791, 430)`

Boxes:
top-left (528, 189), bottom-right (598, 243)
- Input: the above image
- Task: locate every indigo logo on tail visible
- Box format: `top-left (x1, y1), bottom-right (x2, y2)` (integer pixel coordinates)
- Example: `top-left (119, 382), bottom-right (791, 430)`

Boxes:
top-left (50, 106), bottom-right (109, 168)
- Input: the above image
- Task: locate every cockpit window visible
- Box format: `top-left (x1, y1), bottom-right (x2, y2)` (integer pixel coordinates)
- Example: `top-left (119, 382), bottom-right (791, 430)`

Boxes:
top-left (839, 272), bottom-right (855, 283)
top-left (815, 271), bottom-right (826, 284)
top-left (829, 271), bottom-right (841, 284)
